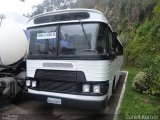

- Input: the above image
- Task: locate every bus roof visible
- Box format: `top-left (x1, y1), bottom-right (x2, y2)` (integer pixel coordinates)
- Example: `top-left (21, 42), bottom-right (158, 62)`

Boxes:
top-left (28, 9), bottom-right (112, 30)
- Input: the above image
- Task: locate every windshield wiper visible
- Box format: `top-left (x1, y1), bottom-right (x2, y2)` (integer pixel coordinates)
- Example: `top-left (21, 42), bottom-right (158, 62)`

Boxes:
top-left (78, 19), bottom-right (91, 48)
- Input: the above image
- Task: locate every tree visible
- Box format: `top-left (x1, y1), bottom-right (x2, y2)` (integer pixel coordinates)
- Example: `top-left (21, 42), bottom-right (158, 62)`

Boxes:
top-left (74, 0), bottom-right (97, 9)
top-left (30, 0), bottom-right (76, 17)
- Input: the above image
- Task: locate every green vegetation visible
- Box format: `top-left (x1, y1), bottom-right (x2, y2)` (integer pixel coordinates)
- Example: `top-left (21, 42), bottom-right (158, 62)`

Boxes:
top-left (105, 0), bottom-right (160, 117)
top-left (119, 68), bottom-right (160, 120)
top-left (96, 0), bottom-right (160, 117)
top-left (124, 3), bottom-right (160, 95)
top-left (97, 0), bottom-right (160, 96)
top-left (132, 71), bottom-right (150, 93)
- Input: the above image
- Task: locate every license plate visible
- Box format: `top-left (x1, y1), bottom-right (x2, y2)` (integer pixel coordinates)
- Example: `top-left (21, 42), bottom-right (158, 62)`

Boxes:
top-left (47, 97), bottom-right (61, 105)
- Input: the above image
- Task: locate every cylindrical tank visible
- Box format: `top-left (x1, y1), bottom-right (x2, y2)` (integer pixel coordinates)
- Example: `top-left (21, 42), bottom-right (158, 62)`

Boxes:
top-left (0, 15), bottom-right (28, 66)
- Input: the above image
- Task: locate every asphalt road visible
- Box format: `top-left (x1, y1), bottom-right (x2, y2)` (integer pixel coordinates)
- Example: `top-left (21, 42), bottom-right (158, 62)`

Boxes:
top-left (0, 72), bottom-right (127, 120)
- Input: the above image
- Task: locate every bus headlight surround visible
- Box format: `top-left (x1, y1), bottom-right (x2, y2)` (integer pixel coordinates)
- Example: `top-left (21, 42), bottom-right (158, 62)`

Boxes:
top-left (32, 81), bottom-right (37, 87)
top-left (82, 84), bottom-right (90, 92)
top-left (26, 80), bottom-right (31, 87)
top-left (93, 85), bottom-right (101, 93)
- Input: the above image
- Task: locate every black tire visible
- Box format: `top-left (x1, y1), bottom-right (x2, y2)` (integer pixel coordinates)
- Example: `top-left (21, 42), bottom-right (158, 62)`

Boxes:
top-left (112, 77), bottom-right (116, 94)
top-left (9, 92), bottom-right (23, 104)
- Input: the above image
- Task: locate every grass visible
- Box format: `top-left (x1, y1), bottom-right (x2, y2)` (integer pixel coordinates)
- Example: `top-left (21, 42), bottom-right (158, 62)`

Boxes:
top-left (118, 67), bottom-right (160, 120)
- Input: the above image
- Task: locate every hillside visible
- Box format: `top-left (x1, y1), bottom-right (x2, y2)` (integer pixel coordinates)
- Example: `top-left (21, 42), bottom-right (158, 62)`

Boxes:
top-left (103, 0), bottom-right (160, 95)
top-left (101, 0), bottom-right (160, 66)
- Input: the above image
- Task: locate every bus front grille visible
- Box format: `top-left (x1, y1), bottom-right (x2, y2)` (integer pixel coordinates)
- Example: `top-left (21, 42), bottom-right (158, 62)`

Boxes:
top-left (34, 69), bottom-right (86, 82)
top-left (34, 69), bottom-right (86, 93)
top-left (35, 69), bottom-right (77, 81)
top-left (39, 81), bottom-right (79, 93)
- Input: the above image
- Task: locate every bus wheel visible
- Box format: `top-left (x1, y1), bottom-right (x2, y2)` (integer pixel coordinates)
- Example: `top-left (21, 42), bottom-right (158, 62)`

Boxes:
top-left (9, 92), bottom-right (23, 104)
top-left (112, 77), bottom-right (116, 94)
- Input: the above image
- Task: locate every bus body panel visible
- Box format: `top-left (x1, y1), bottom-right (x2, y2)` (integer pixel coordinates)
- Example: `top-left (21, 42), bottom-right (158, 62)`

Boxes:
top-left (27, 56), bottom-right (123, 82)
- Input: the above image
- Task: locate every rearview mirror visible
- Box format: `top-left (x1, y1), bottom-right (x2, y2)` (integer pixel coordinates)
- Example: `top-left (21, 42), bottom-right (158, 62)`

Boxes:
top-left (110, 49), bottom-right (116, 61)
top-left (112, 32), bottom-right (117, 38)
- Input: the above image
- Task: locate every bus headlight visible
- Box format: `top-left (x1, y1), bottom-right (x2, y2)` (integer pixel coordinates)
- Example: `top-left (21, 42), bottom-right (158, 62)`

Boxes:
top-left (82, 84), bottom-right (90, 92)
top-left (26, 80), bottom-right (31, 87)
top-left (32, 81), bottom-right (37, 87)
top-left (93, 85), bottom-right (101, 93)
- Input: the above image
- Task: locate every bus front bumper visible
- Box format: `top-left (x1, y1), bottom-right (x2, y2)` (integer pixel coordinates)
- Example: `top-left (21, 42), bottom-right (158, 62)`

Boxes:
top-left (25, 88), bottom-right (108, 109)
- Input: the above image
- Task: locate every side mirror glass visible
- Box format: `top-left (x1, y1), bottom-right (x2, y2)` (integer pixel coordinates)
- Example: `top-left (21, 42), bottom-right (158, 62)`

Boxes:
top-left (110, 49), bottom-right (116, 61)
top-left (112, 32), bottom-right (117, 39)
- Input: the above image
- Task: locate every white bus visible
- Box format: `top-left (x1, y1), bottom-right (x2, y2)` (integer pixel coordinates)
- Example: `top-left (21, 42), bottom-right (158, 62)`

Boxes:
top-left (26, 9), bottom-right (123, 109)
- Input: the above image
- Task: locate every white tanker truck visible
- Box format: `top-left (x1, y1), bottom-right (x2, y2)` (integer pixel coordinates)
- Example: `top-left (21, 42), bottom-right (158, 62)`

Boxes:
top-left (0, 13), bottom-right (28, 98)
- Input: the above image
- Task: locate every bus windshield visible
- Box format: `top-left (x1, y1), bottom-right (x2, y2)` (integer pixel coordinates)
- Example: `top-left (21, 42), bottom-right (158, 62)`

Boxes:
top-left (28, 23), bottom-right (107, 57)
